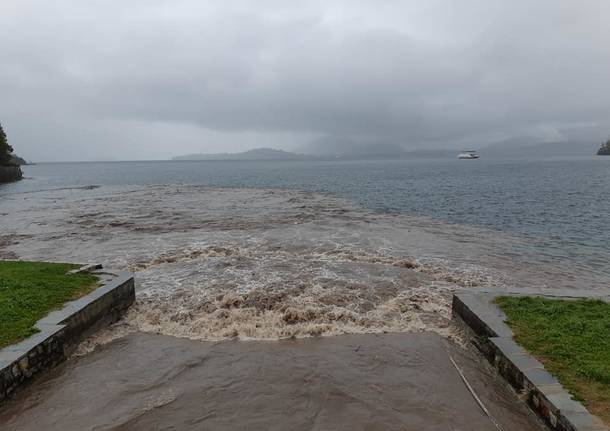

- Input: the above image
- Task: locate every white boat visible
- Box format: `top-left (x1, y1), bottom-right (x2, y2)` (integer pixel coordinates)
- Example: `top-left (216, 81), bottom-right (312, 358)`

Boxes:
top-left (458, 150), bottom-right (479, 159)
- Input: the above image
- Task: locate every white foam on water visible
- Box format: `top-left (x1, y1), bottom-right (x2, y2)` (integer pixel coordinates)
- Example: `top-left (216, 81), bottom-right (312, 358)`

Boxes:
top-left (0, 184), bottom-right (582, 351)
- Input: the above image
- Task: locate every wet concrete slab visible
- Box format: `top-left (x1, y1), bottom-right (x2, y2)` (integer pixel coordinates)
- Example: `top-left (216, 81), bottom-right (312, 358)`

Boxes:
top-left (0, 332), bottom-right (544, 431)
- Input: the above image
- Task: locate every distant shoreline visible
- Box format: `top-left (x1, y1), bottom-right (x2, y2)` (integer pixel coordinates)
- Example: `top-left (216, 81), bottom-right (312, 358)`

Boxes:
top-left (20, 154), bottom-right (610, 164)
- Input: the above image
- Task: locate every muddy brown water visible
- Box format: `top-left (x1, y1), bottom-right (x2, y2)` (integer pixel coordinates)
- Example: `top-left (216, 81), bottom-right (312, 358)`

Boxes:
top-left (0, 184), bottom-right (568, 429)
top-left (1, 185), bottom-right (599, 345)
top-left (0, 332), bottom-right (543, 431)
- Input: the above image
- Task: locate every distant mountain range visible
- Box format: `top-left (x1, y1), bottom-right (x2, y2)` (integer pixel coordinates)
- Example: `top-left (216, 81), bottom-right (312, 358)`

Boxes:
top-left (172, 148), bottom-right (312, 161)
top-left (300, 135), bottom-right (604, 159)
top-left (172, 139), bottom-right (606, 162)
top-left (479, 139), bottom-right (600, 158)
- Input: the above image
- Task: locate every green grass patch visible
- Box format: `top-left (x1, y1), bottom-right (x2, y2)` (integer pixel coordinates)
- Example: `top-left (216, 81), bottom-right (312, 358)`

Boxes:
top-left (496, 296), bottom-right (610, 424)
top-left (0, 261), bottom-right (98, 349)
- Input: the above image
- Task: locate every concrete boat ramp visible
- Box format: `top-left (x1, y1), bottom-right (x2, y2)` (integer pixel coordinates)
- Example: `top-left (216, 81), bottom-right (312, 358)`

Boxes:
top-left (0, 332), bottom-right (543, 431)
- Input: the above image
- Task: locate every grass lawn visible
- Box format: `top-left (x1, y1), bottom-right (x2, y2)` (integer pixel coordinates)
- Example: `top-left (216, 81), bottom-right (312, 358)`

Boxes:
top-left (0, 260), bottom-right (98, 349)
top-left (496, 296), bottom-right (610, 425)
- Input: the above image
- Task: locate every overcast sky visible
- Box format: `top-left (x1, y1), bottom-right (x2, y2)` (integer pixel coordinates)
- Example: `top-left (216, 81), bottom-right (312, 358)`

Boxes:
top-left (1, 0), bottom-right (609, 161)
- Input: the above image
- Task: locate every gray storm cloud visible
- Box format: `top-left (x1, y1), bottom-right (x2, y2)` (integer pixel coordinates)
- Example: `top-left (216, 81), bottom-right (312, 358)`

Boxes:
top-left (1, 0), bottom-right (609, 161)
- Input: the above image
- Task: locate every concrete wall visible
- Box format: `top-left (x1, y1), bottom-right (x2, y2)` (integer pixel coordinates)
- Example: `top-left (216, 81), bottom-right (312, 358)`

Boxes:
top-left (0, 166), bottom-right (23, 183)
top-left (0, 271), bottom-right (135, 405)
top-left (453, 293), bottom-right (608, 431)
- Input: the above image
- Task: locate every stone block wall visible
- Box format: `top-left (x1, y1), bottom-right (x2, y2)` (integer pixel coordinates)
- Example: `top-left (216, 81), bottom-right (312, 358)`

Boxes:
top-left (0, 271), bottom-right (135, 405)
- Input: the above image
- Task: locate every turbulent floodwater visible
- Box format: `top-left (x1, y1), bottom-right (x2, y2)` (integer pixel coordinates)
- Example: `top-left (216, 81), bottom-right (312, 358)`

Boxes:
top-left (0, 333), bottom-right (543, 431)
top-left (1, 183), bottom-right (606, 346)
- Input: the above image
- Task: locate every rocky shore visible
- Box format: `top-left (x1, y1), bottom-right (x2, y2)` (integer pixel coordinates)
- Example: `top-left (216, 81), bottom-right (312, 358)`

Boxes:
top-left (597, 140), bottom-right (610, 155)
top-left (0, 166), bottom-right (22, 183)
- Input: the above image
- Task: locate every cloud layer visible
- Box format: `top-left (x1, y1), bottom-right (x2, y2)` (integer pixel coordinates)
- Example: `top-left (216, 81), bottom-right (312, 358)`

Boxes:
top-left (1, 0), bottom-right (609, 161)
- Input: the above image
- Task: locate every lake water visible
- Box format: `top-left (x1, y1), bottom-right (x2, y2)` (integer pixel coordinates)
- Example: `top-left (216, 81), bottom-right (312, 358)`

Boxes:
top-left (0, 157), bottom-right (609, 341)
top-left (6, 157), bottom-right (610, 262)
top-left (0, 157), bottom-right (606, 430)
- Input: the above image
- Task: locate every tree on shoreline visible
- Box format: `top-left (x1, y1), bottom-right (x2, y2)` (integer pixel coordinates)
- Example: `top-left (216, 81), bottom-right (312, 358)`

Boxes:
top-left (0, 122), bottom-right (15, 166)
top-left (598, 139), bottom-right (610, 156)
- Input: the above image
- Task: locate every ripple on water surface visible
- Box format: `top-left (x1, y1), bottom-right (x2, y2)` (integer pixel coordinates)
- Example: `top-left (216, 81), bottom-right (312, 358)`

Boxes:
top-left (0, 184), bottom-right (607, 346)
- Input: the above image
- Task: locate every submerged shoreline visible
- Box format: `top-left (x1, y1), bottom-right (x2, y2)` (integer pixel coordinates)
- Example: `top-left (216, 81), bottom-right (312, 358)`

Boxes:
top-left (0, 332), bottom-right (544, 431)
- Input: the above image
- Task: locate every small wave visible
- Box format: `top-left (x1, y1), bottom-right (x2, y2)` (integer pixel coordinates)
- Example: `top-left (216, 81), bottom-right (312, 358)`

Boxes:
top-left (4, 184), bottom-right (561, 353)
top-left (73, 322), bottom-right (137, 356)
top-left (114, 247), bottom-right (479, 343)
top-left (123, 287), bottom-right (456, 342)
top-left (96, 238), bottom-right (512, 346)
top-left (130, 243), bottom-right (509, 289)
top-left (129, 245), bottom-right (244, 271)
top-left (313, 249), bottom-right (509, 288)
